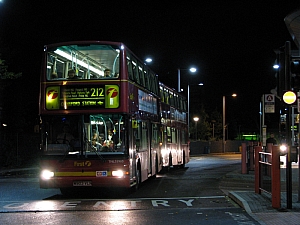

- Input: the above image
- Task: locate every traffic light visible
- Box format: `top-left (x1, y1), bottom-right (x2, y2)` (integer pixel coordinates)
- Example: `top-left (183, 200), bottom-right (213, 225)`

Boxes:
top-left (291, 60), bottom-right (300, 91)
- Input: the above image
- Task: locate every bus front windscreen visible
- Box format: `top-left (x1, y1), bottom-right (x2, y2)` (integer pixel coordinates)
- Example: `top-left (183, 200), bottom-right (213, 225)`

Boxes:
top-left (41, 114), bottom-right (126, 156)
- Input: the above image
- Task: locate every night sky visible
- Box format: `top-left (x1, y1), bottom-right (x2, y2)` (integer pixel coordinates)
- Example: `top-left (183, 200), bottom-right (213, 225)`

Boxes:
top-left (0, 0), bottom-right (300, 134)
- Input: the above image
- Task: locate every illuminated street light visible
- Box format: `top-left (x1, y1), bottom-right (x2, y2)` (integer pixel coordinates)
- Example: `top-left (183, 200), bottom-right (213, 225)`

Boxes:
top-left (145, 58), bottom-right (152, 63)
top-left (223, 93), bottom-right (237, 153)
top-left (177, 67), bottom-right (197, 139)
top-left (144, 58), bottom-right (153, 65)
top-left (193, 117), bottom-right (199, 140)
top-left (189, 67), bottom-right (197, 73)
top-left (177, 67), bottom-right (197, 92)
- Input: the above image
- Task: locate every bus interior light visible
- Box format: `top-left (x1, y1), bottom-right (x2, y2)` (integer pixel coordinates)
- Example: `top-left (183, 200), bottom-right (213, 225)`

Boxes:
top-left (54, 49), bottom-right (103, 75)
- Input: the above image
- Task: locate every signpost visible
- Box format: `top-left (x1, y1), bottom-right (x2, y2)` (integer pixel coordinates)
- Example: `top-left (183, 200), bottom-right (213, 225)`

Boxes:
top-left (264, 94), bottom-right (275, 113)
top-left (283, 91), bottom-right (296, 105)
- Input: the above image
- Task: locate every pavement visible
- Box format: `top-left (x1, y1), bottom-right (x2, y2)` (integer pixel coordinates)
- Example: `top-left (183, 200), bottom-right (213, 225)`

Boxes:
top-left (223, 163), bottom-right (300, 225)
top-left (1, 156), bottom-right (300, 225)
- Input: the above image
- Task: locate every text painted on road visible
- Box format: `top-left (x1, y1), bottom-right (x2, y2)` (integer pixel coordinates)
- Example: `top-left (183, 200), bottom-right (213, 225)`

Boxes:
top-left (0, 196), bottom-right (231, 211)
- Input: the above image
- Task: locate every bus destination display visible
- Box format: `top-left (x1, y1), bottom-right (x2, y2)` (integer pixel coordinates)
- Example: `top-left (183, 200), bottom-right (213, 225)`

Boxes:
top-left (46, 85), bottom-right (119, 110)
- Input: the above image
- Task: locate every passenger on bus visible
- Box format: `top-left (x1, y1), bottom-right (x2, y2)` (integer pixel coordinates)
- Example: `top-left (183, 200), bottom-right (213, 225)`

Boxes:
top-left (106, 129), bottom-right (119, 150)
top-left (51, 72), bottom-right (58, 79)
top-left (57, 124), bottom-right (75, 144)
top-left (92, 132), bottom-right (99, 141)
top-left (98, 133), bottom-right (104, 143)
top-left (91, 138), bottom-right (102, 151)
top-left (102, 140), bottom-right (114, 151)
top-left (67, 69), bottom-right (78, 79)
top-left (104, 69), bottom-right (111, 77)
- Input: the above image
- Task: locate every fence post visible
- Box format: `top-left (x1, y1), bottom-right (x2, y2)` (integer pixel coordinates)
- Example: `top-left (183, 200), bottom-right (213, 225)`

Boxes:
top-left (255, 146), bottom-right (262, 194)
top-left (271, 145), bottom-right (281, 209)
top-left (241, 143), bottom-right (247, 174)
top-left (249, 142), bottom-right (255, 171)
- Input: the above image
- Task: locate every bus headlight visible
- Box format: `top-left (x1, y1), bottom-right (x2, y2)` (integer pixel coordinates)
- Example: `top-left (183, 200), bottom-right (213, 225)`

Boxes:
top-left (41, 170), bottom-right (54, 180)
top-left (280, 144), bottom-right (288, 156)
top-left (112, 170), bottom-right (124, 177)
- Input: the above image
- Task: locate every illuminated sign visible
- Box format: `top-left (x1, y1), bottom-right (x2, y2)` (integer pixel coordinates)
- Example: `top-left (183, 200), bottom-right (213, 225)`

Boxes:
top-left (283, 91), bottom-right (296, 104)
top-left (46, 85), bottom-right (119, 110)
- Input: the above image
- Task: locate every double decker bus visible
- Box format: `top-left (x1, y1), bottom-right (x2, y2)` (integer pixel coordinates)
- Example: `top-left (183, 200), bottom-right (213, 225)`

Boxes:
top-left (39, 41), bottom-right (188, 194)
top-left (159, 82), bottom-right (189, 169)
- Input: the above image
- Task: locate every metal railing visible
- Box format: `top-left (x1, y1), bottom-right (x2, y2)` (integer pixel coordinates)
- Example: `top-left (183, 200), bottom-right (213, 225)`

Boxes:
top-left (255, 145), bottom-right (281, 209)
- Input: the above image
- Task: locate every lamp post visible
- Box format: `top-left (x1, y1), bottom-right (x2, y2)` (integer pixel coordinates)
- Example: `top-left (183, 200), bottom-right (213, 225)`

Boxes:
top-left (193, 117), bottom-right (199, 140)
top-left (178, 69), bottom-right (181, 92)
top-left (178, 67), bottom-right (197, 92)
top-left (177, 67), bottom-right (197, 138)
top-left (211, 120), bottom-right (216, 139)
top-left (223, 96), bottom-right (225, 153)
top-left (223, 93), bottom-right (237, 153)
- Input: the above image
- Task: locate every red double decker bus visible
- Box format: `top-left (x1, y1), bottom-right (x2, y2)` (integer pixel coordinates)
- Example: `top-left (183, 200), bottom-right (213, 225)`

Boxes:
top-left (39, 41), bottom-right (188, 194)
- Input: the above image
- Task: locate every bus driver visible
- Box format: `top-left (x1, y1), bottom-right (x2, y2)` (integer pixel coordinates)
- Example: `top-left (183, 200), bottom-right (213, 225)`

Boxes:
top-left (57, 124), bottom-right (74, 144)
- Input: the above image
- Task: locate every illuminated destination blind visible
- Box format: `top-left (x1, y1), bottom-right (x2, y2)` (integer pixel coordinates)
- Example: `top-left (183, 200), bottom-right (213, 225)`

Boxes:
top-left (46, 85), bottom-right (119, 110)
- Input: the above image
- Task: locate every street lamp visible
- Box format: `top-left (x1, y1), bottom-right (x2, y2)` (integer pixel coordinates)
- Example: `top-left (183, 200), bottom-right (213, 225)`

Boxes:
top-left (144, 58), bottom-right (153, 65)
top-left (177, 67), bottom-right (197, 92)
top-left (193, 117), bottom-right (199, 140)
top-left (211, 120), bottom-right (216, 139)
top-left (223, 93), bottom-right (237, 153)
top-left (177, 67), bottom-right (197, 138)
top-left (145, 58), bottom-right (152, 63)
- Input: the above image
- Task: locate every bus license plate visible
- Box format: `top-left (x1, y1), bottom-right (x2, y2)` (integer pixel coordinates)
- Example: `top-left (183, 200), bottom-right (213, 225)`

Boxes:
top-left (73, 181), bottom-right (92, 186)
